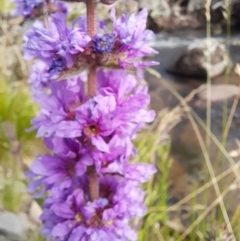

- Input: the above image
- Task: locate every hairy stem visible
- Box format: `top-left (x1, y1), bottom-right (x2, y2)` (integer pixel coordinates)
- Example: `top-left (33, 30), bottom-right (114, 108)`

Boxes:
top-left (86, 0), bottom-right (99, 201)
top-left (86, 0), bottom-right (97, 38)
top-left (88, 166), bottom-right (99, 201)
top-left (87, 66), bottom-right (97, 98)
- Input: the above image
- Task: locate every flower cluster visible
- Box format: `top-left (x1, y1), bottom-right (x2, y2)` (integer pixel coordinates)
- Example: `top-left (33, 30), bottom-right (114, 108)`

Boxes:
top-left (27, 70), bottom-right (156, 240)
top-left (23, 9), bottom-right (158, 80)
top-left (12, 0), bottom-right (68, 18)
top-left (25, 1), bottom-right (158, 240)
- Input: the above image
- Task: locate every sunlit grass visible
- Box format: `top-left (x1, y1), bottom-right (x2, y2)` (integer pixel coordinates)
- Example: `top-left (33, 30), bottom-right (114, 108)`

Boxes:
top-left (144, 67), bottom-right (240, 240)
top-left (0, 0), bottom-right (13, 13)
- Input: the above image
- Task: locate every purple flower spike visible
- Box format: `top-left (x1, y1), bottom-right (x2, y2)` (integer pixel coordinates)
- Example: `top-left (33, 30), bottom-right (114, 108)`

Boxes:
top-left (25, 2), bottom-right (159, 240)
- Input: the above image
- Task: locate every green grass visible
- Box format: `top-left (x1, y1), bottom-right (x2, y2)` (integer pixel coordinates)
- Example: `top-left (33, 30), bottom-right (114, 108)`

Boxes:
top-left (1, 1), bottom-right (240, 241)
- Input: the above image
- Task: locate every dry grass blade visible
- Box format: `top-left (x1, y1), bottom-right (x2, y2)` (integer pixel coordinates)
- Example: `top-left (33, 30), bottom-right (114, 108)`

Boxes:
top-left (146, 67), bottom-right (240, 180)
top-left (177, 181), bottom-right (236, 241)
top-left (185, 106), bottom-right (235, 239)
top-left (0, 25), bottom-right (27, 75)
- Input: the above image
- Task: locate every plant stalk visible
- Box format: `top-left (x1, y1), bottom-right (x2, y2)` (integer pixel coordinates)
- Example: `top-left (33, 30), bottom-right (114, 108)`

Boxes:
top-left (86, 0), bottom-right (99, 201)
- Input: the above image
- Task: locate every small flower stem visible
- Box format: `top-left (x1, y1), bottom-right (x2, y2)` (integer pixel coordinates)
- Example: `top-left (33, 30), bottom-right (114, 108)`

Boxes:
top-left (86, 0), bottom-right (97, 97)
top-left (86, 0), bottom-right (97, 38)
top-left (87, 66), bottom-right (97, 97)
top-left (88, 166), bottom-right (99, 201)
top-left (85, 0), bottom-right (99, 201)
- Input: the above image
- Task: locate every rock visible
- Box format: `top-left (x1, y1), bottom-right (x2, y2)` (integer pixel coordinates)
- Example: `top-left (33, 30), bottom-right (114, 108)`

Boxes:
top-left (0, 236), bottom-right (8, 241)
top-left (232, 1), bottom-right (240, 26)
top-left (139, 0), bottom-right (200, 31)
top-left (197, 84), bottom-right (239, 102)
top-left (28, 201), bottom-right (42, 224)
top-left (0, 212), bottom-right (26, 241)
top-left (136, 0), bottom-right (240, 31)
top-left (0, 211), bottom-right (40, 241)
top-left (168, 39), bottom-right (230, 78)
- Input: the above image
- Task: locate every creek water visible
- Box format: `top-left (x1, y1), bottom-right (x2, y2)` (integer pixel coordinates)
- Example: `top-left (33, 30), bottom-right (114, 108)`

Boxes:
top-left (146, 29), bottom-right (240, 228)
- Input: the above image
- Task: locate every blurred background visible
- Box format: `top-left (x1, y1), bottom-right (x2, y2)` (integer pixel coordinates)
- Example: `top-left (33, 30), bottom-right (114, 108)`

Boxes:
top-left (0, 0), bottom-right (240, 240)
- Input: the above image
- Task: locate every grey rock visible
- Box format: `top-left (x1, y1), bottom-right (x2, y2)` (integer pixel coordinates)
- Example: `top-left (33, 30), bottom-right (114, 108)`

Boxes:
top-left (0, 212), bottom-right (26, 241)
top-left (0, 235), bottom-right (8, 241)
top-left (198, 84), bottom-right (239, 102)
top-left (27, 201), bottom-right (42, 225)
top-left (168, 39), bottom-right (230, 78)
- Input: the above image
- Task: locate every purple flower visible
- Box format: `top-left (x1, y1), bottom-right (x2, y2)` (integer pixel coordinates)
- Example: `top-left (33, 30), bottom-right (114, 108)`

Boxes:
top-left (93, 135), bottom-right (132, 175)
top-left (12, 0), bottom-right (43, 17)
top-left (23, 9), bottom-right (158, 81)
top-left (25, 2), bottom-right (159, 240)
top-left (28, 61), bottom-right (50, 90)
top-left (125, 163), bottom-right (157, 183)
top-left (40, 175), bottom-right (148, 241)
top-left (12, 0), bottom-right (68, 18)
top-left (30, 69), bottom-right (155, 150)
top-left (68, 29), bottom-right (91, 54)
top-left (23, 12), bottom-right (75, 68)
top-left (111, 8), bottom-right (159, 68)
top-left (27, 136), bottom-right (92, 197)
top-left (97, 70), bottom-right (155, 135)
top-left (92, 34), bottom-right (115, 53)
top-left (74, 95), bottom-right (117, 152)
top-left (30, 76), bottom-right (86, 137)
top-left (55, 1), bottom-right (69, 14)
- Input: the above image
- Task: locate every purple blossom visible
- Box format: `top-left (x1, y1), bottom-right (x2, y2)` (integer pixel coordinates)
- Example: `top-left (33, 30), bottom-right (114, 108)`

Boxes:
top-left (12, 0), bottom-right (68, 18)
top-left (48, 57), bottom-right (66, 77)
top-left (28, 60), bottom-right (50, 90)
top-left (97, 70), bottom-right (155, 135)
top-left (74, 95), bottom-right (117, 152)
top-left (111, 8), bottom-right (159, 68)
top-left (92, 135), bottom-right (132, 175)
top-left (55, 1), bottom-right (69, 14)
top-left (30, 70), bottom-right (155, 149)
top-left (92, 34), bottom-right (115, 53)
top-left (30, 76), bottom-right (86, 137)
top-left (23, 12), bottom-right (75, 68)
top-left (125, 163), bottom-right (157, 183)
top-left (68, 29), bottom-right (91, 54)
top-left (27, 136), bottom-right (92, 197)
top-left (26, 3), bottom-right (159, 240)
top-left (40, 174), bottom-right (151, 241)
top-left (12, 0), bottom-right (43, 17)
top-left (23, 9), bottom-right (158, 80)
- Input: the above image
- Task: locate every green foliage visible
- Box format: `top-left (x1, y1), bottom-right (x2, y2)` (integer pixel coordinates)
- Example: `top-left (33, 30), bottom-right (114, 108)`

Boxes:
top-left (0, 76), bottom-right (39, 213)
top-left (0, 178), bottom-right (26, 213)
top-left (0, 77), bottom-right (37, 162)
top-left (135, 131), bottom-right (240, 241)
top-left (27, 231), bottom-right (45, 241)
top-left (136, 134), bottom-right (174, 241)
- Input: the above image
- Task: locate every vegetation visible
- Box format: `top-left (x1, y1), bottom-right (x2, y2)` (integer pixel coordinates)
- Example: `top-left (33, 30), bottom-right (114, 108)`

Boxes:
top-left (0, 1), bottom-right (240, 241)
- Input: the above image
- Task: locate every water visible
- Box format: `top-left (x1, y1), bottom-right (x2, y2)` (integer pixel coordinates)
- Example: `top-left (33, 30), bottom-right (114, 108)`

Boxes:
top-left (146, 29), bottom-right (240, 227)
